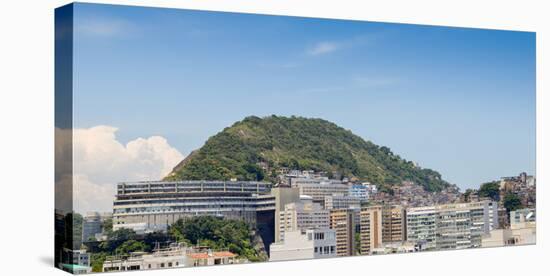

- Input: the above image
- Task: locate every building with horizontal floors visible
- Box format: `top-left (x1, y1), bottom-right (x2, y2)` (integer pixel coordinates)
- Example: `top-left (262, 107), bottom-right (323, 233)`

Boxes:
top-left (482, 208), bottom-right (536, 247)
top-left (486, 201), bottom-right (500, 231)
top-left (82, 212), bottom-right (112, 242)
top-left (349, 184), bottom-right (369, 201)
top-left (278, 195), bottom-right (330, 241)
top-left (291, 178), bottom-right (349, 207)
top-left (82, 213), bottom-right (102, 243)
top-left (381, 205), bottom-right (406, 243)
top-left (269, 228), bottom-right (337, 261)
top-left (324, 194), bottom-right (361, 210)
top-left (113, 180), bottom-right (275, 228)
top-left (271, 187), bottom-right (301, 242)
top-left (406, 201), bottom-right (497, 251)
top-left (406, 206), bottom-right (438, 251)
top-left (329, 209), bottom-right (356, 256)
top-left (112, 180), bottom-right (276, 250)
top-left (103, 244), bottom-right (188, 272)
top-left (436, 204), bottom-right (476, 250)
top-left (510, 208), bottom-right (536, 229)
top-left (359, 206), bottom-right (382, 255)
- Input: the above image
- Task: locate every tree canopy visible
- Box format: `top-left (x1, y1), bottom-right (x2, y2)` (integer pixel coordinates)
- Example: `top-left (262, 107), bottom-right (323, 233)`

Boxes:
top-left (503, 193), bottom-right (523, 212)
top-left (478, 181), bottom-right (500, 201)
top-left (169, 216), bottom-right (265, 262)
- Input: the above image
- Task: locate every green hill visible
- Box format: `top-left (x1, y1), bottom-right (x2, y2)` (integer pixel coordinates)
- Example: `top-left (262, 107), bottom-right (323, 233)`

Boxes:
top-left (166, 115), bottom-right (450, 192)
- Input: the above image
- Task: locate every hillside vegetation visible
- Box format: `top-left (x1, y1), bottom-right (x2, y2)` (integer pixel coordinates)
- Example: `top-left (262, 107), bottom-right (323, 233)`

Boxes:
top-left (167, 115), bottom-right (450, 192)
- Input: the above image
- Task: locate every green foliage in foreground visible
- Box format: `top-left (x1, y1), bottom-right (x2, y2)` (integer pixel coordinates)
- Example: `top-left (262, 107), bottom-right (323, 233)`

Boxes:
top-left (90, 252), bottom-right (108, 273)
top-left (88, 217), bottom-right (268, 272)
top-left (167, 115), bottom-right (451, 192)
top-left (169, 216), bottom-right (265, 262)
top-left (89, 228), bottom-right (159, 272)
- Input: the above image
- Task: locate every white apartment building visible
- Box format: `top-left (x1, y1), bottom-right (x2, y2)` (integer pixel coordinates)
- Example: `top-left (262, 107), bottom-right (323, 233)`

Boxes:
top-left (324, 194), bottom-right (361, 210)
top-left (406, 206), bottom-right (437, 251)
top-left (112, 180), bottom-right (275, 232)
top-left (270, 228), bottom-right (337, 261)
top-left (103, 244), bottom-right (187, 272)
top-left (291, 178), bottom-right (349, 207)
top-left (406, 201), bottom-right (497, 251)
top-left (278, 196), bottom-right (330, 241)
top-left (482, 208), bottom-right (536, 247)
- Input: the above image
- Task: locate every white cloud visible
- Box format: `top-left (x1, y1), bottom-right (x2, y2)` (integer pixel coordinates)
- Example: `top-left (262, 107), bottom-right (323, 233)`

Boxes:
top-left (57, 126), bottom-right (184, 213)
top-left (307, 41), bottom-right (340, 56)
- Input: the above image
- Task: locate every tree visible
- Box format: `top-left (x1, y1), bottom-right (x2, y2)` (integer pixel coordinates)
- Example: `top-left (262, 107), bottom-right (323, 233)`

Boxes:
top-left (115, 240), bottom-right (149, 256)
top-left (99, 228), bottom-right (138, 252)
top-left (478, 181), bottom-right (500, 201)
top-left (90, 252), bottom-right (108, 272)
top-left (503, 193), bottom-right (523, 213)
top-left (102, 218), bottom-right (113, 234)
top-left (169, 216), bottom-right (265, 262)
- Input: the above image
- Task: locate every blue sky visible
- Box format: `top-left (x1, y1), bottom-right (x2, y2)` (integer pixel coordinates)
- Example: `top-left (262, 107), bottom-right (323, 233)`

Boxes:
top-left (72, 3), bottom-right (536, 190)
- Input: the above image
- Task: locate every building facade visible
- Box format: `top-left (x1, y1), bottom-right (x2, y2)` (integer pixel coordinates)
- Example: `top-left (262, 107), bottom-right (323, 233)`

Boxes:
top-left (271, 187), bottom-right (301, 242)
top-left (406, 201), bottom-right (497, 251)
top-left (278, 196), bottom-right (330, 241)
top-left (482, 208), bottom-right (536, 247)
top-left (291, 178), bottom-right (349, 207)
top-left (269, 228), bottom-right (337, 261)
top-left (349, 184), bottom-right (369, 201)
top-left (329, 209), bottom-right (356, 256)
top-left (103, 244), bottom-right (187, 272)
top-left (112, 180), bottom-right (275, 230)
top-left (359, 206), bottom-right (382, 255)
top-left (381, 205), bottom-right (406, 243)
top-left (406, 206), bottom-right (438, 251)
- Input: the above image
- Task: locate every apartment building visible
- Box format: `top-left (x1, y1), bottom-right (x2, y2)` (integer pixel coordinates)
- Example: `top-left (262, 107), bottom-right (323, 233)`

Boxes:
top-left (291, 178), bottom-right (349, 207)
top-left (113, 180), bottom-right (275, 230)
top-left (278, 195), bottom-right (330, 241)
top-left (406, 201), bottom-right (497, 251)
top-left (359, 206), bottom-right (382, 255)
top-left (406, 206), bottom-right (438, 251)
top-left (382, 205), bottom-right (406, 243)
top-left (272, 187), bottom-right (301, 242)
top-left (482, 208), bottom-right (536, 247)
top-left (82, 212), bottom-right (112, 242)
top-left (103, 244), bottom-right (187, 272)
top-left (324, 194), bottom-right (361, 210)
top-left (269, 228), bottom-right (337, 261)
top-left (349, 184), bottom-right (369, 201)
top-left (329, 209), bottom-right (356, 256)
